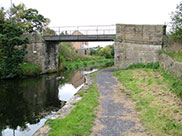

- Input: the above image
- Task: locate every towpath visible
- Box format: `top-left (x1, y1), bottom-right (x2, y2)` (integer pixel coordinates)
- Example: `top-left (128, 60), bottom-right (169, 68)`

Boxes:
top-left (91, 68), bottom-right (148, 136)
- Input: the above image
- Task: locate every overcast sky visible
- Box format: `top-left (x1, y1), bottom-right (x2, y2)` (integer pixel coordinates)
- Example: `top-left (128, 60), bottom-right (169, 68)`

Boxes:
top-left (1, 0), bottom-right (181, 47)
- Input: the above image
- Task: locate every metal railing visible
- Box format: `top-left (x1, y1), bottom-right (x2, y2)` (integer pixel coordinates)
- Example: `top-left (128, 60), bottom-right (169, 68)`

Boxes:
top-left (49, 25), bottom-right (116, 35)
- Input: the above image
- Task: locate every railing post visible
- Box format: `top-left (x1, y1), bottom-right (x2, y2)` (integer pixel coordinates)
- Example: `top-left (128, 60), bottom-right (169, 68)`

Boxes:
top-left (58, 27), bottom-right (60, 35)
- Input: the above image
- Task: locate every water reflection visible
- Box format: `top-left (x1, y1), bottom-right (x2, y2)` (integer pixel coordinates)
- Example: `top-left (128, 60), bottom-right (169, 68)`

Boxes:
top-left (58, 68), bottom-right (97, 101)
top-left (58, 84), bottom-right (84, 101)
top-left (0, 65), bottom-right (107, 136)
top-left (0, 75), bottom-right (62, 136)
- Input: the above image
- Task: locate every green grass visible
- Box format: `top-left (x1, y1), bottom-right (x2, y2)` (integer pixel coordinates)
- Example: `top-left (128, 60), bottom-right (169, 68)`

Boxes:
top-left (20, 62), bottom-right (41, 76)
top-left (47, 82), bottom-right (99, 136)
top-left (64, 58), bottom-right (114, 71)
top-left (159, 68), bottom-right (182, 98)
top-left (113, 67), bottom-right (182, 136)
top-left (160, 50), bottom-right (182, 62)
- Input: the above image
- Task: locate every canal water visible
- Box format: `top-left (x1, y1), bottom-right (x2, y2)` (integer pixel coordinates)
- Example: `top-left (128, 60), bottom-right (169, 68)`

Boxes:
top-left (0, 66), bottom-right (101, 136)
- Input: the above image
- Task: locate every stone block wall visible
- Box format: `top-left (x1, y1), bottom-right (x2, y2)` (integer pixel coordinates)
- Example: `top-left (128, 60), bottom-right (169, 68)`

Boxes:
top-left (25, 34), bottom-right (58, 73)
top-left (44, 42), bottom-right (58, 73)
top-left (159, 54), bottom-right (182, 78)
top-left (115, 43), bottom-right (161, 69)
top-left (116, 24), bottom-right (165, 45)
top-left (115, 24), bottom-right (166, 69)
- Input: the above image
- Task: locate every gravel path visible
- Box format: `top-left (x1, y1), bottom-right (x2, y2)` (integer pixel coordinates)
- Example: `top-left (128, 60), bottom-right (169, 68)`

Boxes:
top-left (90, 68), bottom-right (148, 136)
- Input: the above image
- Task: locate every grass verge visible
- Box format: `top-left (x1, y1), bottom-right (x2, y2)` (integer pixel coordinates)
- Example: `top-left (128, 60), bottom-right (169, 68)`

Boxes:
top-left (20, 62), bottom-right (41, 76)
top-left (63, 58), bottom-right (114, 71)
top-left (47, 81), bottom-right (99, 136)
top-left (114, 65), bottom-right (182, 136)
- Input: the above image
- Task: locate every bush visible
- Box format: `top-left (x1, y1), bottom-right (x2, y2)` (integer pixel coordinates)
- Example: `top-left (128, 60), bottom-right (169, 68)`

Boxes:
top-left (98, 46), bottom-right (112, 58)
top-left (58, 42), bottom-right (79, 61)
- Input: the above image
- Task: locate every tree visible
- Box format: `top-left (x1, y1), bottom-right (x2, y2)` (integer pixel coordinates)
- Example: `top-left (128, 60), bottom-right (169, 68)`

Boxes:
top-left (10, 3), bottom-right (49, 33)
top-left (0, 4), bottom-right (49, 78)
top-left (43, 27), bottom-right (56, 36)
top-left (170, 1), bottom-right (182, 41)
top-left (98, 46), bottom-right (112, 58)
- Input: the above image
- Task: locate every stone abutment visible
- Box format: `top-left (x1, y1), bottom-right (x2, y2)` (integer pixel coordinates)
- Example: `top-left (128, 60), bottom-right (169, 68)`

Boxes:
top-left (114, 24), bottom-right (166, 69)
top-left (25, 34), bottom-right (58, 73)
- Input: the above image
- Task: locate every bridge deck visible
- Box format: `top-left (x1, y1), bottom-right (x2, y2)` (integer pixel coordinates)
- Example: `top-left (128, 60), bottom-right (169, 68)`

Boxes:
top-left (43, 34), bottom-right (116, 42)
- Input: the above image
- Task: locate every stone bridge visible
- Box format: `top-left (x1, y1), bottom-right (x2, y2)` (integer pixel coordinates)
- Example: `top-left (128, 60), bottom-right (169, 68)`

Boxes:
top-left (25, 24), bottom-right (166, 73)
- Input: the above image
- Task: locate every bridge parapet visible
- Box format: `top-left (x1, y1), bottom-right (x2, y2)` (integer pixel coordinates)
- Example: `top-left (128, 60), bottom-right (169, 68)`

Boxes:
top-left (116, 24), bottom-right (166, 45)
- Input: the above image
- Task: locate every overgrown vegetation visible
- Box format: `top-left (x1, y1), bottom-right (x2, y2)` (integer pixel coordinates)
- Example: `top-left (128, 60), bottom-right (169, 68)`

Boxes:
top-left (114, 63), bottom-right (182, 135)
top-left (164, 1), bottom-right (182, 58)
top-left (160, 50), bottom-right (182, 62)
top-left (125, 62), bottom-right (160, 70)
top-left (0, 4), bottom-right (48, 79)
top-left (169, 1), bottom-right (182, 42)
top-left (64, 57), bottom-right (113, 71)
top-left (20, 62), bottom-right (41, 76)
top-left (47, 82), bottom-right (99, 136)
top-left (90, 45), bottom-right (114, 58)
top-left (58, 42), bottom-right (114, 71)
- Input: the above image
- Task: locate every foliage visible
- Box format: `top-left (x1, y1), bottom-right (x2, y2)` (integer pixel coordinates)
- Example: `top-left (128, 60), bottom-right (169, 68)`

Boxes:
top-left (10, 3), bottom-right (49, 33)
top-left (0, 3), bottom-right (48, 79)
top-left (43, 27), bottom-right (56, 36)
top-left (114, 68), bottom-right (182, 135)
top-left (98, 45), bottom-right (113, 58)
top-left (58, 42), bottom-right (78, 62)
top-left (160, 50), bottom-right (182, 62)
top-left (58, 43), bottom-right (114, 71)
top-left (90, 45), bottom-right (114, 58)
top-left (109, 45), bottom-right (114, 57)
top-left (20, 62), bottom-right (41, 76)
top-left (90, 49), bottom-right (99, 56)
top-left (125, 62), bottom-right (160, 70)
top-left (0, 7), bottom-right (5, 23)
top-left (159, 68), bottom-right (182, 98)
top-left (0, 22), bottom-right (28, 78)
top-left (47, 82), bottom-right (99, 136)
top-left (169, 1), bottom-right (182, 42)
top-left (64, 57), bottom-right (114, 71)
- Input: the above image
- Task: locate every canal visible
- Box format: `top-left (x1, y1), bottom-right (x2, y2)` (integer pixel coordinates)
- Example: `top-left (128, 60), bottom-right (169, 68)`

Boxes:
top-left (0, 65), bottom-right (106, 136)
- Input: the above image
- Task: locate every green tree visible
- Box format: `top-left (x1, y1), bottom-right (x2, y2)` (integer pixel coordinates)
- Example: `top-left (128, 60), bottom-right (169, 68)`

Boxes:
top-left (170, 1), bottom-right (182, 41)
top-left (43, 27), bottom-right (56, 36)
top-left (0, 4), bottom-right (49, 78)
top-left (98, 46), bottom-right (112, 58)
top-left (10, 3), bottom-right (49, 33)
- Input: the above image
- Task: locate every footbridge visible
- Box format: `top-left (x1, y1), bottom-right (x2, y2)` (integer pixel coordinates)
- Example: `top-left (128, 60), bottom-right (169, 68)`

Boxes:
top-left (43, 25), bottom-right (116, 42)
top-left (27, 24), bottom-right (166, 75)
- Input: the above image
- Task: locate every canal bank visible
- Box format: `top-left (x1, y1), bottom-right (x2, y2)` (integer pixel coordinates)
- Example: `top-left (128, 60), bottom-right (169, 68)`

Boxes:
top-left (36, 68), bottom-right (148, 136)
top-left (0, 62), bottom-right (112, 136)
top-left (33, 70), bottom-right (98, 136)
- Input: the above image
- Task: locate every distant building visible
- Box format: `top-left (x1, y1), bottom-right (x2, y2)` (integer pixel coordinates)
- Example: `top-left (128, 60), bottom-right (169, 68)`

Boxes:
top-left (71, 30), bottom-right (88, 50)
